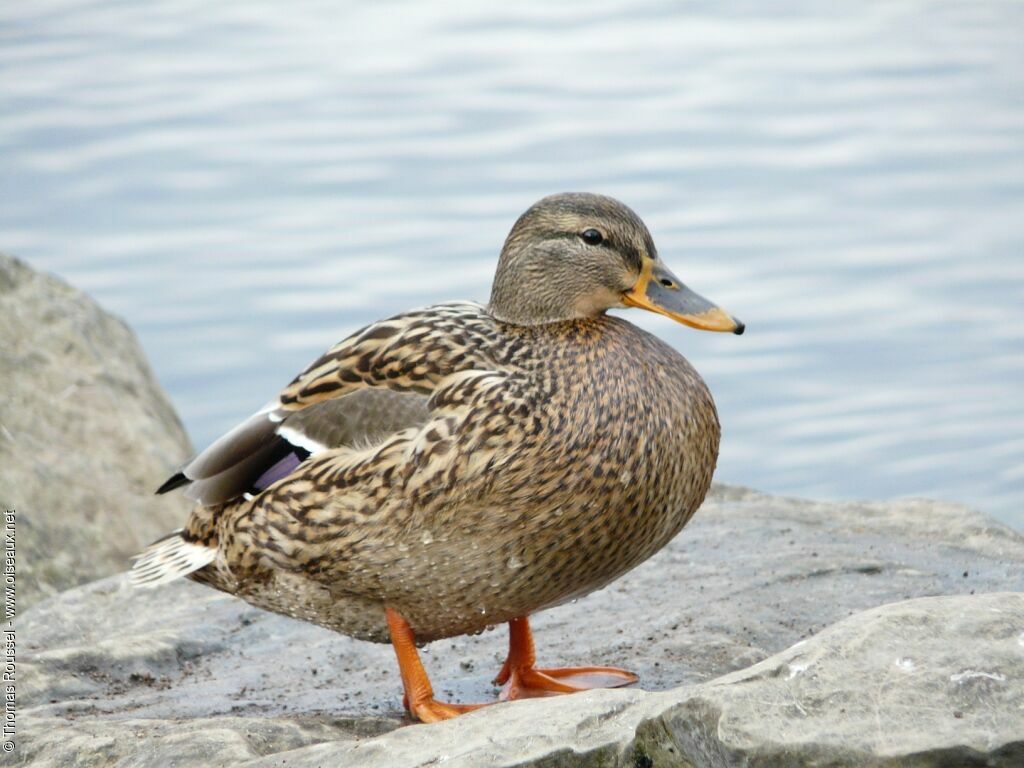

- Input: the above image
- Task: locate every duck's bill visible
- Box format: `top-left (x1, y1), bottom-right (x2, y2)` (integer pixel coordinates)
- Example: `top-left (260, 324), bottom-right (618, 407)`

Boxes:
top-left (622, 261), bottom-right (744, 335)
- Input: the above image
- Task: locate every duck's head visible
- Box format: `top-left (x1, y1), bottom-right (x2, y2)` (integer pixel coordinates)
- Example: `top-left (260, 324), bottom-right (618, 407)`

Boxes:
top-left (489, 192), bottom-right (743, 334)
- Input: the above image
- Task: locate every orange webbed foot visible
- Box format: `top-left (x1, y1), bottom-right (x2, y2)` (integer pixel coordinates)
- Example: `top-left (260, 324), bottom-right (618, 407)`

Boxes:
top-left (493, 617), bottom-right (639, 701)
top-left (495, 664), bottom-right (639, 701)
top-left (405, 695), bottom-right (487, 723)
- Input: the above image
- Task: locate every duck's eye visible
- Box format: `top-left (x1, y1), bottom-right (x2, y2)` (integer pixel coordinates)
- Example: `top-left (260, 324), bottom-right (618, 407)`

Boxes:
top-left (580, 229), bottom-right (604, 246)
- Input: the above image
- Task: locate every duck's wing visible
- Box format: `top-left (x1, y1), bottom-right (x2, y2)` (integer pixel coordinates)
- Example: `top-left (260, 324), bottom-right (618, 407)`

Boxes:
top-left (164, 389), bottom-right (431, 505)
top-left (159, 301), bottom-right (499, 505)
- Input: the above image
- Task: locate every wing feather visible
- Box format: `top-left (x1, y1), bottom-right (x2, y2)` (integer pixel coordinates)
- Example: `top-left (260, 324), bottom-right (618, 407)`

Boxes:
top-left (156, 302), bottom-right (498, 506)
top-left (165, 390), bottom-right (431, 505)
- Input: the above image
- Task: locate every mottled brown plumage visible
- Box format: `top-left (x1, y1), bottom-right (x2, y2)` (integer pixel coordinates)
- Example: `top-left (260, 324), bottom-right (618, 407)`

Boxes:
top-left (132, 192), bottom-right (743, 721)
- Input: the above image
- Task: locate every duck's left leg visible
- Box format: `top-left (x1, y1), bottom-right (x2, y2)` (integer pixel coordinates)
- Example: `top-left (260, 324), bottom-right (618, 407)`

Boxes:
top-left (493, 616), bottom-right (639, 701)
top-left (386, 607), bottom-right (488, 722)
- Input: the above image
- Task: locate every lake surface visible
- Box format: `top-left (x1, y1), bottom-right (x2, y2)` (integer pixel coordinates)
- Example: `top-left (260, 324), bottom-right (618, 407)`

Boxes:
top-left (3, 1), bottom-right (1022, 528)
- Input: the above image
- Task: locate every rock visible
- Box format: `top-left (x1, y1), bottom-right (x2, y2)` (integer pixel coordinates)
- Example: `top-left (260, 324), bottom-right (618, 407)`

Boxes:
top-left (238, 592), bottom-right (1024, 767)
top-left (15, 487), bottom-right (1024, 766)
top-left (0, 253), bottom-right (191, 612)
top-left (654, 591), bottom-right (1024, 767)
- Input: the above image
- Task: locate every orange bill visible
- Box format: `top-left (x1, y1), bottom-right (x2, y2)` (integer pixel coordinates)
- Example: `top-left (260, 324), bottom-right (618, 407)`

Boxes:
top-left (622, 259), bottom-right (744, 334)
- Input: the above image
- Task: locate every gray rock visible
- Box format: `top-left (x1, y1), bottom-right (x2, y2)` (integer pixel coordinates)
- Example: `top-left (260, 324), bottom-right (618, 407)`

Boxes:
top-left (232, 592), bottom-right (1024, 768)
top-left (14, 487), bottom-right (1024, 766)
top-left (655, 591), bottom-right (1024, 767)
top-left (0, 253), bottom-right (191, 612)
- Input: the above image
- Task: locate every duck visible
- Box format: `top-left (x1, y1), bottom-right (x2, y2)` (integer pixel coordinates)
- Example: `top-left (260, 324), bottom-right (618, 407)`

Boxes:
top-left (131, 192), bottom-right (743, 723)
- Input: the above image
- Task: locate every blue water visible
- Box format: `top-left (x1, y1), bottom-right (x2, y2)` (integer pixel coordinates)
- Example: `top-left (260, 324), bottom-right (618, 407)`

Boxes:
top-left (2, 1), bottom-right (1022, 528)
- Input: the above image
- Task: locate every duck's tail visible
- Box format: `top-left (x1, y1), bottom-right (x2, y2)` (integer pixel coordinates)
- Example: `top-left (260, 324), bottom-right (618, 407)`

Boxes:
top-left (129, 529), bottom-right (217, 587)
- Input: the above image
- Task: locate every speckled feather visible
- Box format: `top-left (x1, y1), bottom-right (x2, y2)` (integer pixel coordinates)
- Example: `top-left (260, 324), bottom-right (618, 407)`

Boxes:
top-left (181, 302), bottom-right (718, 642)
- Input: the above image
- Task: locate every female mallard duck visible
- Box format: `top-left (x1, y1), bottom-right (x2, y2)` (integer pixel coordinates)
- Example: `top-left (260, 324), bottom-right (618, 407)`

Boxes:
top-left (132, 192), bottom-right (743, 722)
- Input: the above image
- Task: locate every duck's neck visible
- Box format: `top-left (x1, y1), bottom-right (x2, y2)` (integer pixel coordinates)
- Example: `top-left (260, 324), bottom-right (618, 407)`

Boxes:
top-left (488, 277), bottom-right (617, 326)
top-left (487, 299), bottom-right (585, 326)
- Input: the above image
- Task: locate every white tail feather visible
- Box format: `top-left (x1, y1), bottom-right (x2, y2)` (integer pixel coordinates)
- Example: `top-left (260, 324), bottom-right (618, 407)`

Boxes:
top-left (130, 530), bottom-right (217, 587)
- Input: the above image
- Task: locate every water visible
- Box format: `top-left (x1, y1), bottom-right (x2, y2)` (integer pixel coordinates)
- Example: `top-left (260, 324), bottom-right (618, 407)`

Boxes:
top-left (2, 1), bottom-right (1022, 528)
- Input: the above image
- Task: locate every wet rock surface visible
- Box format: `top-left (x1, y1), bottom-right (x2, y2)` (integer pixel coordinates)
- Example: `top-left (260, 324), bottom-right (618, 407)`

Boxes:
top-left (16, 486), bottom-right (1024, 766)
top-left (0, 253), bottom-right (191, 611)
top-left (235, 592), bottom-right (1024, 768)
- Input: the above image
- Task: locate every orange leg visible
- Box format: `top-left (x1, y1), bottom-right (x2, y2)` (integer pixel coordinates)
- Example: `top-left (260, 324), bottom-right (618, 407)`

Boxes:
top-left (385, 607), bottom-right (488, 723)
top-left (493, 616), bottom-right (639, 701)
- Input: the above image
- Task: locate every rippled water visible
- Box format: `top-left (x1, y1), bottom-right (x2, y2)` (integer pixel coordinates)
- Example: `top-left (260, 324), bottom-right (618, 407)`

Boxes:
top-left (3, 1), bottom-right (1022, 528)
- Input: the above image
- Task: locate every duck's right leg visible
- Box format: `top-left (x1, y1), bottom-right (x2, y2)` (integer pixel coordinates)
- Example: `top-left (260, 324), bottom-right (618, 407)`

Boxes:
top-left (493, 616), bottom-right (639, 700)
top-left (385, 607), bottom-right (488, 723)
